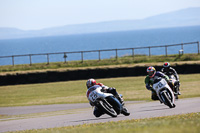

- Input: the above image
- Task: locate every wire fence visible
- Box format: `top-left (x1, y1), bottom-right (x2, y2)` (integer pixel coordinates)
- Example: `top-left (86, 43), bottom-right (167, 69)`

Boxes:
top-left (0, 41), bottom-right (199, 66)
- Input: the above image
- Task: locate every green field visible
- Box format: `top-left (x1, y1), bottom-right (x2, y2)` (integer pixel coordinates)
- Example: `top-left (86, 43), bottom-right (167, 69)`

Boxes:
top-left (0, 73), bottom-right (200, 107)
top-left (10, 112), bottom-right (200, 133)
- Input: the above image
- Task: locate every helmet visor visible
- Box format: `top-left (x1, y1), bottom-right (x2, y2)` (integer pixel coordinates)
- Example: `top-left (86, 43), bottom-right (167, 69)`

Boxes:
top-left (148, 71), bottom-right (154, 76)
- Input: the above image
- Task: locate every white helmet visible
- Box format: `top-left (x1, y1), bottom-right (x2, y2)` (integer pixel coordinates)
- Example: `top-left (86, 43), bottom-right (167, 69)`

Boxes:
top-left (86, 78), bottom-right (96, 89)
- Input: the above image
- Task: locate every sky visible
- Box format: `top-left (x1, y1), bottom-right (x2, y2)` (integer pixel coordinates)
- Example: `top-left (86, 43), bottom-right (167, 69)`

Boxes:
top-left (0, 0), bottom-right (200, 30)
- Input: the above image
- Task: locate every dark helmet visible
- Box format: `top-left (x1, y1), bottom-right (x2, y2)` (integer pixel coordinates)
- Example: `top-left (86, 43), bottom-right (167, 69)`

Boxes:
top-left (163, 62), bottom-right (170, 71)
top-left (86, 78), bottom-right (96, 89)
top-left (147, 66), bottom-right (156, 78)
top-left (163, 62), bottom-right (170, 68)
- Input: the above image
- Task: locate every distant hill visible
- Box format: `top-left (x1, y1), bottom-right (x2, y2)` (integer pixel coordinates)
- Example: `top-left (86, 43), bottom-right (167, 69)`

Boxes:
top-left (0, 7), bottom-right (200, 40)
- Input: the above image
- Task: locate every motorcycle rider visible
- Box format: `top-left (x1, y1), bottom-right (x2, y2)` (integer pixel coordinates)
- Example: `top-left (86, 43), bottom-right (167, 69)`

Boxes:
top-left (86, 78), bottom-right (130, 117)
top-left (161, 62), bottom-right (181, 95)
top-left (145, 66), bottom-right (171, 101)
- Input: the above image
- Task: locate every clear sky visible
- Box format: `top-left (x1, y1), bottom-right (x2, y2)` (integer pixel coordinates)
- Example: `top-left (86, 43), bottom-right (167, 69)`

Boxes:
top-left (0, 0), bottom-right (200, 30)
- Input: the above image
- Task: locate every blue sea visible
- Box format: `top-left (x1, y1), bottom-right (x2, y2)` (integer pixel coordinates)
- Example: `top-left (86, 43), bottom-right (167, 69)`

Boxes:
top-left (0, 26), bottom-right (200, 65)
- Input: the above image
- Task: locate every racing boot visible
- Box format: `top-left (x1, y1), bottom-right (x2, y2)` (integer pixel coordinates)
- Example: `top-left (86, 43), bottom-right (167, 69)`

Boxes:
top-left (174, 82), bottom-right (181, 99)
top-left (174, 86), bottom-right (179, 99)
top-left (117, 94), bottom-right (125, 106)
top-left (177, 84), bottom-right (181, 95)
top-left (175, 81), bottom-right (181, 95)
top-left (93, 107), bottom-right (104, 117)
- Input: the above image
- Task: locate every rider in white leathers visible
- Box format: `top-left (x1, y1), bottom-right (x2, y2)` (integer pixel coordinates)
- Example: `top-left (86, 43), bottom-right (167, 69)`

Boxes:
top-left (86, 78), bottom-right (130, 117)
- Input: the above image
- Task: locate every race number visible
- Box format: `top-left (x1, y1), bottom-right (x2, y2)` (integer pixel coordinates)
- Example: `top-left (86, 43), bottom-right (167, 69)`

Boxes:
top-left (89, 91), bottom-right (98, 102)
top-left (154, 79), bottom-right (166, 90)
top-left (158, 82), bottom-right (163, 88)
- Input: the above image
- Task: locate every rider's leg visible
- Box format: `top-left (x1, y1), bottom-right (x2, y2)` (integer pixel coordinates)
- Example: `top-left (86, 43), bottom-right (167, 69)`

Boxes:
top-left (106, 87), bottom-right (130, 116)
top-left (175, 81), bottom-right (181, 95)
top-left (151, 91), bottom-right (159, 100)
top-left (107, 87), bottom-right (124, 105)
top-left (173, 81), bottom-right (181, 96)
top-left (168, 81), bottom-right (175, 92)
top-left (93, 107), bottom-right (104, 117)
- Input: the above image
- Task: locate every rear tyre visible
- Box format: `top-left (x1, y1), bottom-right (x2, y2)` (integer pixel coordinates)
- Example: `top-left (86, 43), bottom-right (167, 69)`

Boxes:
top-left (121, 107), bottom-right (130, 116)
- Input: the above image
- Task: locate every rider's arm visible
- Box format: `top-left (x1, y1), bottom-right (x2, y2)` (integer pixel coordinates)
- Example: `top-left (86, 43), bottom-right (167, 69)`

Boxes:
top-left (160, 68), bottom-right (164, 73)
top-left (96, 83), bottom-right (103, 86)
top-left (159, 72), bottom-right (169, 82)
top-left (145, 76), bottom-right (152, 91)
top-left (146, 83), bottom-right (152, 90)
top-left (170, 68), bottom-right (179, 81)
top-left (101, 85), bottom-right (109, 90)
top-left (96, 83), bottom-right (109, 89)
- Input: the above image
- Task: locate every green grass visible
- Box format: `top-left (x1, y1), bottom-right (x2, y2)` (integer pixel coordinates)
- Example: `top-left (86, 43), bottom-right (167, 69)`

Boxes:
top-left (0, 73), bottom-right (200, 107)
top-left (0, 54), bottom-right (200, 73)
top-left (10, 112), bottom-right (200, 133)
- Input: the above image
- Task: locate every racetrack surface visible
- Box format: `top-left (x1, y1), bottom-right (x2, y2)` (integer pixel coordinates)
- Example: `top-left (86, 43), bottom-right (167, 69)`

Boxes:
top-left (0, 97), bottom-right (200, 132)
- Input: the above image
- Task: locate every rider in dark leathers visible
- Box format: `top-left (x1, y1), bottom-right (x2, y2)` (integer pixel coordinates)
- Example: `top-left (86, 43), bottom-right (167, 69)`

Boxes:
top-left (86, 78), bottom-right (130, 117)
top-left (161, 62), bottom-right (181, 95)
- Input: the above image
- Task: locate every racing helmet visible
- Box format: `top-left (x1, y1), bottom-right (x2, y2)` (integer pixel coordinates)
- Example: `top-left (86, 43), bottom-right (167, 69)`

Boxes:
top-left (163, 62), bottom-right (170, 71)
top-left (86, 78), bottom-right (96, 89)
top-left (163, 62), bottom-right (170, 68)
top-left (147, 66), bottom-right (156, 78)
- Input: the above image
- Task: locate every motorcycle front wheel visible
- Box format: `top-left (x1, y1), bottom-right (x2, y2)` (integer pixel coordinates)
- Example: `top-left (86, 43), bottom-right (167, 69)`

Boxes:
top-left (98, 100), bottom-right (118, 117)
top-left (161, 91), bottom-right (175, 108)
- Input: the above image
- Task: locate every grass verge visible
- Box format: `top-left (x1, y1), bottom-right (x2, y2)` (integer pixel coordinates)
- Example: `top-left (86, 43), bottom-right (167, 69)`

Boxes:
top-left (10, 112), bottom-right (200, 133)
top-left (0, 73), bottom-right (200, 107)
top-left (1, 54), bottom-right (200, 73)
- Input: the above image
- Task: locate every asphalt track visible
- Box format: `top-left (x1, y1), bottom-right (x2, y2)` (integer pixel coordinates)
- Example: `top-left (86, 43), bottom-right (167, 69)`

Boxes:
top-left (0, 97), bottom-right (200, 132)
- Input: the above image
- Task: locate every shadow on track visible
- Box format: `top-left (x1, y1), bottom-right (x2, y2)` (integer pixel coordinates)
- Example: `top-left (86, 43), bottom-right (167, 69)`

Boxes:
top-left (71, 115), bottom-right (124, 123)
top-left (138, 107), bottom-right (169, 112)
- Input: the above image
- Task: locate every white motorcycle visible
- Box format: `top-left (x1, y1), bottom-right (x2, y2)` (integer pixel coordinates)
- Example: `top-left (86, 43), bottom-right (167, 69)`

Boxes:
top-left (152, 77), bottom-right (176, 108)
top-left (87, 85), bottom-right (126, 117)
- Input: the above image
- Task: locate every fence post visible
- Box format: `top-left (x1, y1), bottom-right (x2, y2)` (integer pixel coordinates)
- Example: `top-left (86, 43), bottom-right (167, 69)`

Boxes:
top-left (63, 53), bottom-right (67, 63)
top-left (165, 46), bottom-right (168, 56)
top-left (81, 52), bottom-right (83, 63)
top-left (98, 50), bottom-right (101, 61)
top-left (12, 56), bottom-right (14, 66)
top-left (29, 54), bottom-right (32, 66)
top-left (149, 47), bottom-right (151, 57)
top-left (116, 49), bottom-right (118, 60)
top-left (132, 48), bottom-right (134, 58)
top-left (181, 43), bottom-right (184, 54)
top-left (47, 54), bottom-right (49, 65)
top-left (198, 41), bottom-right (199, 55)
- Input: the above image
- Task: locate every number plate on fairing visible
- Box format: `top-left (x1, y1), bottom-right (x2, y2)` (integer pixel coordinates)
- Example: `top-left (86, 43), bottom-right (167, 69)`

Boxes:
top-left (153, 79), bottom-right (167, 91)
top-left (88, 91), bottom-right (99, 102)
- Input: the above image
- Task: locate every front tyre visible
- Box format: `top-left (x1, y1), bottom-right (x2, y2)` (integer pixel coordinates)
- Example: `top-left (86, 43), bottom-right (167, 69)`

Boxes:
top-left (161, 91), bottom-right (175, 108)
top-left (98, 100), bottom-right (117, 117)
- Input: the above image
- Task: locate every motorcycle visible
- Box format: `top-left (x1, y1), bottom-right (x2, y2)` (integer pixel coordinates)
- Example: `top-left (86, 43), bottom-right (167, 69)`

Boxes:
top-left (87, 85), bottom-right (124, 117)
top-left (152, 77), bottom-right (176, 108)
top-left (168, 74), bottom-right (180, 99)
